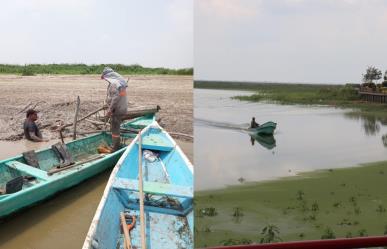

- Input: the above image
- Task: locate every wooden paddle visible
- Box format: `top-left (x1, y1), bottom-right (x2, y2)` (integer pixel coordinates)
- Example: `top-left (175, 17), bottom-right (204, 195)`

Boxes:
top-left (47, 154), bottom-right (105, 175)
top-left (138, 130), bottom-right (147, 249)
top-left (120, 212), bottom-right (132, 249)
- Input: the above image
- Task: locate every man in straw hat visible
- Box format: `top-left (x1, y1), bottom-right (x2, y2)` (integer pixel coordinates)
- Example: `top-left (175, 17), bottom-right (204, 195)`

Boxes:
top-left (101, 67), bottom-right (128, 151)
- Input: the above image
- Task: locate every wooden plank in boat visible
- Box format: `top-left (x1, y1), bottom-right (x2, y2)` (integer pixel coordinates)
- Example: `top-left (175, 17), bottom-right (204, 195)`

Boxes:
top-left (5, 161), bottom-right (49, 181)
top-left (139, 133), bottom-right (174, 151)
top-left (112, 178), bottom-right (193, 198)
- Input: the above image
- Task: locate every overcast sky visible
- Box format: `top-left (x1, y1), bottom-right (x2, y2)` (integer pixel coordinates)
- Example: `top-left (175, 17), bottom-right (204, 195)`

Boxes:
top-left (195, 0), bottom-right (387, 83)
top-left (0, 0), bottom-right (192, 69)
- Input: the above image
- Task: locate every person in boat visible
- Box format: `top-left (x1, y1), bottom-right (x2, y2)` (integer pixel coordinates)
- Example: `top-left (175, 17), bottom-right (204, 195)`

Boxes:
top-left (101, 67), bottom-right (128, 151)
top-left (23, 109), bottom-right (48, 142)
top-left (250, 117), bottom-right (259, 128)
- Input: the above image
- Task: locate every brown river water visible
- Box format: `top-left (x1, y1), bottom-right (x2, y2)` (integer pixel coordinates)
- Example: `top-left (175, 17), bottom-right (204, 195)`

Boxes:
top-left (0, 139), bottom-right (192, 249)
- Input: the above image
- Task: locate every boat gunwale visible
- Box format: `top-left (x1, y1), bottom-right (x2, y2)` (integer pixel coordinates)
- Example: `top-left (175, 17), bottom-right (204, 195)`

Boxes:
top-left (0, 132), bottom-right (108, 166)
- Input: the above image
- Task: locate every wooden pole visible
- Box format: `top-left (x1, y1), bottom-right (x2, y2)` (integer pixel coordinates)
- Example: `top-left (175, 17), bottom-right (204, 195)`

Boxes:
top-left (47, 155), bottom-right (104, 175)
top-left (120, 106), bottom-right (160, 121)
top-left (73, 96), bottom-right (80, 140)
top-left (59, 105), bottom-right (158, 132)
top-left (59, 106), bottom-right (106, 131)
top-left (167, 132), bottom-right (194, 140)
top-left (59, 130), bottom-right (64, 143)
top-left (120, 212), bottom-right (132, 249)
top-left (138, 131), bottom-right (146, 249)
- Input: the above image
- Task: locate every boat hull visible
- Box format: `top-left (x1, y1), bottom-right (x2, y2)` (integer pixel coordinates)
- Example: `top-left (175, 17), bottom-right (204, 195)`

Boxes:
top-left (247, 121), bottom-right (277, 135)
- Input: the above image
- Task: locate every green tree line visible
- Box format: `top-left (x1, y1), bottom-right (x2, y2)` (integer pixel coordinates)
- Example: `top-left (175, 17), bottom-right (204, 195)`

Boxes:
top-left (0, 64), bottom-right (193, 76)
top-left (362, 66), bottom-right (387, 87)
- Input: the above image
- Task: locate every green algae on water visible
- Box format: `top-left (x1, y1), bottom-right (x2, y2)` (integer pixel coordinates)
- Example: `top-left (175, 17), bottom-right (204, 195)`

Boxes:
top-left (195, 160), bottom-right (387, 248)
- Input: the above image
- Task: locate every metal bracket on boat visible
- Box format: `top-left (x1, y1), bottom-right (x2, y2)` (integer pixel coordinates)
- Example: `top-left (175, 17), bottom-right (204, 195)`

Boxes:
top-left (51, 142), bottom-right (74, 168)
top-left (123, 213), bottom-right (136, 231)
top-left (22, 150), bottom-right (40, 169)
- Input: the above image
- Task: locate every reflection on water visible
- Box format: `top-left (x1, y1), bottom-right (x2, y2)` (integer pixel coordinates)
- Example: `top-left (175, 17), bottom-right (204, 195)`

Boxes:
top-left (195, 89), bottom-right (387, 190)
top-left (383, 134), bottom-right (387, 147)
top-left (0, 169), bottom-right (109, 249)
top-left (344, 112), bottom-right (386, 136)
top-left (250, 134), bottom-right (276, 150)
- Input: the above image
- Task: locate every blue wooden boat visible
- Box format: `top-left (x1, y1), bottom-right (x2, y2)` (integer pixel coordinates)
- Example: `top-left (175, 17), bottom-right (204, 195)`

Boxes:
top-left (247, 121), bottom-right (277, 135)
top-left (83, 121), bottom-right (193, 249)
top-left (0, 115), bottom-right (154, 219)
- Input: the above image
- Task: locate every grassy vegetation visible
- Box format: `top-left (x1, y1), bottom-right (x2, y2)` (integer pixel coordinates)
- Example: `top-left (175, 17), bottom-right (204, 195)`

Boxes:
top-left (195, 160), bottom-right (387, 247)
top-left (195, 80), bottom-right (387, 115)
top-left (194, 80), bottom-right (347, 91)
top-left (0, 64), bottom-right (193, 76)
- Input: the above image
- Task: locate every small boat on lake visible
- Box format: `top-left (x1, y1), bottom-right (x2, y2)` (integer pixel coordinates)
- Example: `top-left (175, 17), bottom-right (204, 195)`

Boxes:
top-left (247, 121), bottom-right (277, 135)
top-left (0, 115), bottom-right (154, 219)
top-left (83, 121), bottom-right (193, 249)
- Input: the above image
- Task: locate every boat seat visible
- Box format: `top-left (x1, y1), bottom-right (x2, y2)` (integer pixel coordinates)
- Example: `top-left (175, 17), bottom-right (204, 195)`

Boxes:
top-left (139, 133), bottom-right (174, 152)
top-left (0, 176), bottom-right (24, 195)
top-left (112, 178), bottom-right (193, 199)
top-left (22, 150), bottom-right (40, 168)
top-left (5, 161), bottom-right (49, 181)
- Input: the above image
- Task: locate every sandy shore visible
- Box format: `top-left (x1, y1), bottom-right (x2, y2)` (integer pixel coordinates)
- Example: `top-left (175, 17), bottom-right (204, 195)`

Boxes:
top-left (0, 75), bottom-right (192, 142)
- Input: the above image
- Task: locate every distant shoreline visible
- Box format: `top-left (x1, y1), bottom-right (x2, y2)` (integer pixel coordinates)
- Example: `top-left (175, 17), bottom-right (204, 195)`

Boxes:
top-left (195, 81), bottom-right (387, 115)
top-left (194, 80), bottom-right (353, 89)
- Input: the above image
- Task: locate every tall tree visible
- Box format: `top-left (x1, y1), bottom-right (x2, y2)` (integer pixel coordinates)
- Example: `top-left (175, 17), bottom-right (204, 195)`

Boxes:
top-left (362, 66), bottom-right (382, 83)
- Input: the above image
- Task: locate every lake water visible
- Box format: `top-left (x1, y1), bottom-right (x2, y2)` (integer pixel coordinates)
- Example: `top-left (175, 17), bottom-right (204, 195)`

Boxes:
top-left (194, 89), bottom-right (387, 190)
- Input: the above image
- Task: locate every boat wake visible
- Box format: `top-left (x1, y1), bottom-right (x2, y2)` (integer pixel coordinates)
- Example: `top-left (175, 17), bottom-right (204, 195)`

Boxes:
top-left (194, 118), bottom-right (248, 131)
top-left (195, 118), bottom-right (277, 150)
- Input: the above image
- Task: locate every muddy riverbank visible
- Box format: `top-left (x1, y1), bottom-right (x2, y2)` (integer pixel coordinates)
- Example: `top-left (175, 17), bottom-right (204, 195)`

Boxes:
top-left (0, 75), bottom-right (193, 141)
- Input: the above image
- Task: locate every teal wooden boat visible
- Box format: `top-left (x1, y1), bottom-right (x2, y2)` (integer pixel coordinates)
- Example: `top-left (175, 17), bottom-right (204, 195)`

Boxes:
top-left (247, 121), bottom-right (277, 135)
top-left (121, 114), bottom-right (155, 132)
top-left (83, 121), bottom-right (193, 249)
top-left (0, 115), bottom-right (154, 219)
